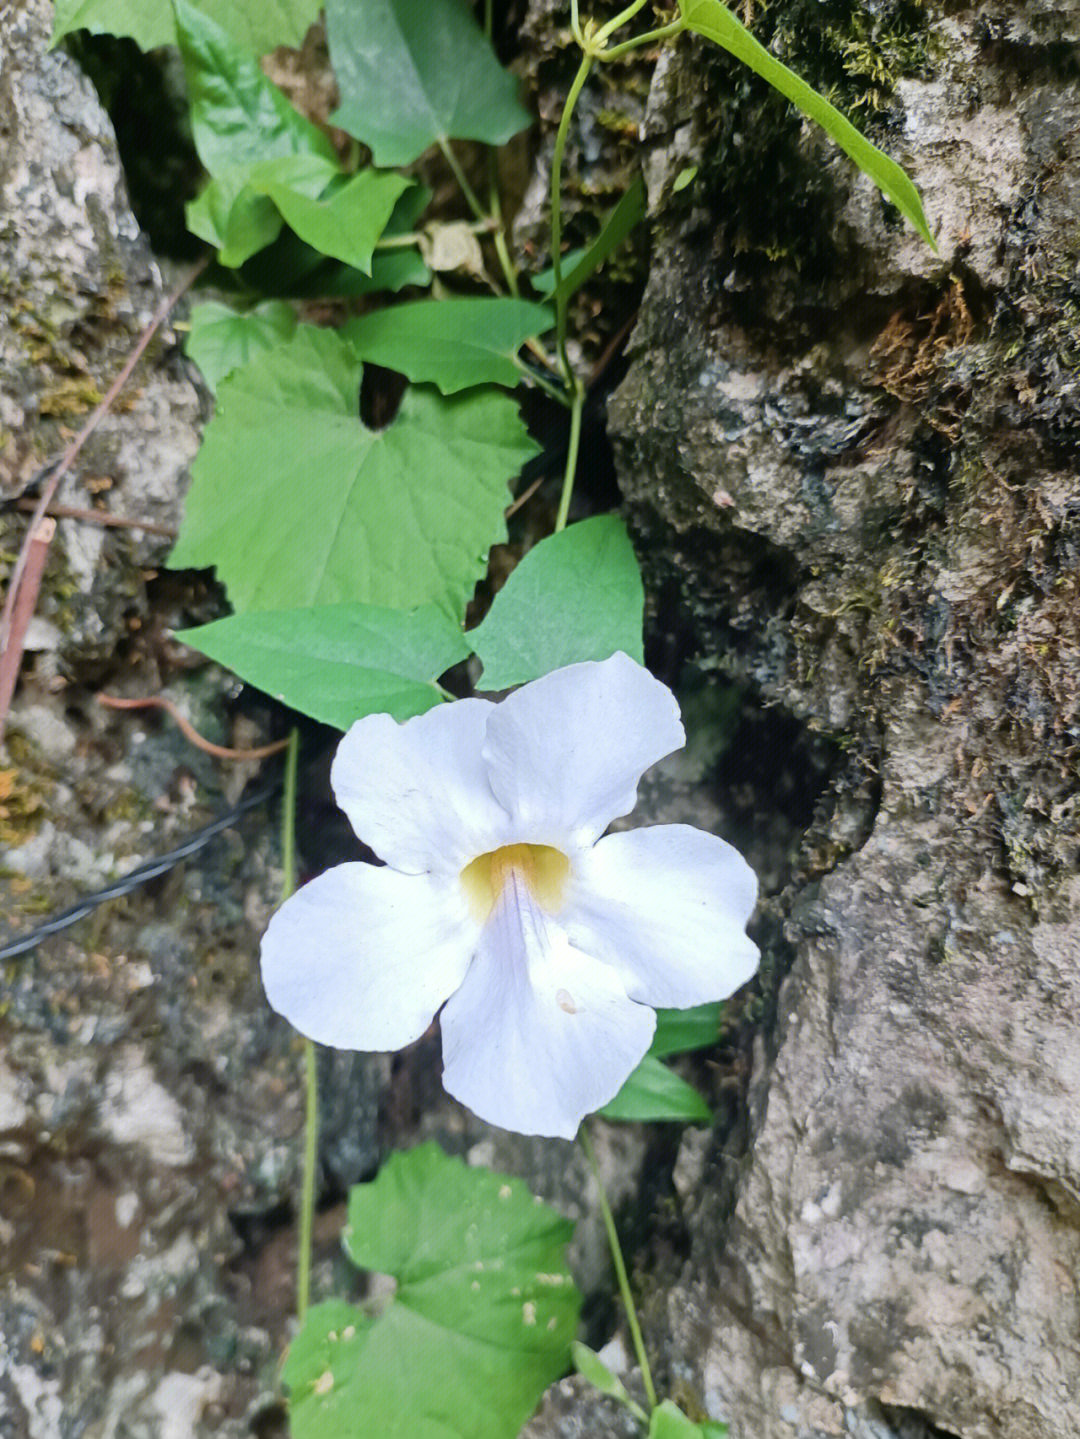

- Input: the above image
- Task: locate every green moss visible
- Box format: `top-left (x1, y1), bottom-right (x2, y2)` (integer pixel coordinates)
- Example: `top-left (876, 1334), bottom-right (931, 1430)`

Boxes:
top-left (761, 0), bottom-right (935, 113)
top-left (690, 0), bottom-right (935, 277)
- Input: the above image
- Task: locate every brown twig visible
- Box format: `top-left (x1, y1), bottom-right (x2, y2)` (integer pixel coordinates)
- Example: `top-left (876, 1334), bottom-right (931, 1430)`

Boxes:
top-left (0, 519), bottom-right (56, 739)
top-left (14, 497), bottom-right (177, 538)
top-left (97, 694), bottom-right (290, 762)
top-left (0, 256), bottom-right (208, 737)
top-left (505, 473), bottom-right (545, 519)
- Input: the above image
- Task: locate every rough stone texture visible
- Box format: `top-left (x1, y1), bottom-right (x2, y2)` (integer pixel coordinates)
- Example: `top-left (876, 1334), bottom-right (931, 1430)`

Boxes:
top-left (522, 1373), bottom-right (642, 1439)
top-left (0, 0), bottom-right (204, 663)
top-left (609, 3), bottom-right (1080, 1437)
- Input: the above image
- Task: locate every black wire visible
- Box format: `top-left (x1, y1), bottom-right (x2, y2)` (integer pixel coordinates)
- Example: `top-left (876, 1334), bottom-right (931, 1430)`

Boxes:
top-left (0, 769), bottom-right (282, 961)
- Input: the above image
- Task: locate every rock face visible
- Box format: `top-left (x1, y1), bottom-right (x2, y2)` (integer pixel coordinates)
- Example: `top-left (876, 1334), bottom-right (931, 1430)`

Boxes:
top-left (609, 4), bottom-right (1080, 1436)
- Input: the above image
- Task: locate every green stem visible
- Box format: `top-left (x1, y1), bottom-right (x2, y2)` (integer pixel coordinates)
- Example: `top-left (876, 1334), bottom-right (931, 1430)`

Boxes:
top-left (438, 137), bottom-right (488, 225)
top-left (279, 728), bottom-right (318, 1326)
top-left (553, 380), bottom-right (585, 532)
top-left (489, 180), bottom-right (521, 297)
top-left (550, 51), bottom-right (593, 385)
top-left (580, 1126), bottom-right (657, 1411)
top-left (595, 18), bottom-right (686, 60)
top-left (281, 725), bottom-right (299, 904)
top-left (593, 0), bottom-right (650, 44)
top-left (297, 1036), bottom-right (318, 1323)
top-left (440, 136), bottom-right (519, 295)
top-left (513, 355), bottom-right (572, 405)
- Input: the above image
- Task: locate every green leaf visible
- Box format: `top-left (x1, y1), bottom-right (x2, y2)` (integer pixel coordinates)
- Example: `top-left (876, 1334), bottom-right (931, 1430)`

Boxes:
top-left (167, 325), bottom-right (539, 617)
top-left (649, 1400), bottom-right (713, 1438)
top-left (327, 0), bottom-right (532, 166)
top-left (53, 0), bottom-right (321, 55)
top-left (343, 298), bottom-right (553, 395)
top-left (258, 167), bottom-right (412, 273)
top-left (187, 171), bottom-right (286, 267)
top-left (701, 1424), bottom-right (731, 1437)
top-left (175, 603), bottom-right (469, 728)
top-left (572, 1342), bottom-right (639, 1411)
top-left (678, 0), bottom-right (935, 248)
top-left (470, 516), bottom-right (644, 691)
top-left (298, 181), bottom-right (433, 297)
top-left (529, 247), bottom-right (585, 296)
top-left (284, 1144), bottom-right (581, 1439)
top-left (186, 155), bottom-right (339, 267)
top-left (185, 300), bottom-right (298, 392)
top-left (650, 1003), bottom-right (723, 1059)
top-left (598, 1054), bottom-right (712, 1124)
top-left (175, 0), bottom-right (336, 175)
top-left (530, 177), bottom-right (646, 304)
top-left (230, 184), bottom-right (433, 297)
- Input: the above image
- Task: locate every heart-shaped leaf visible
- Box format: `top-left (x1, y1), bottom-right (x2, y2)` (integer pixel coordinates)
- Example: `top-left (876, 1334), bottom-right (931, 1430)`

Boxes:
top-left (185, 300), bottom-right (298, 392)
top-left (327, 0), bottom-right (532, 166)
top-left (53, 0), bottom-right (321, 55)
top-left (175, 603), bottom-right (469, 728)
top-left (175, 0), bottom-right (336, 175)
top-left (168, 325), bottom-right (539, 618)
top-left (233, 184), bottom-right (433, 298)
top-left (344, 298), bottom-right (553, 394)
top-left (260, 166), bottom-right (412, 272)
top-left (471, 516), bottom-right (644, 690)
top-left (284, 1144), bottom-right (581, 1439)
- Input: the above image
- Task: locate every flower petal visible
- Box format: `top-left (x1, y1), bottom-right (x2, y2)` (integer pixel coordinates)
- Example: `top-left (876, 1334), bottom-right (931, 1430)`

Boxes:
top-left (440, 871), bottom-right (656, 1138)
top-left (261, 863), bottom-right (476, 1050)
top-left (331, 698), bottom-right (513, 874)
top-left (481, 653), bottom-right (685, 849)
top-left (563, 825), bottom-right (759, 1008)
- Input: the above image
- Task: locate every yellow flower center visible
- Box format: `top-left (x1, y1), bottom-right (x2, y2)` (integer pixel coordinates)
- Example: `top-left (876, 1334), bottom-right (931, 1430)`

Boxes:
top-left (460, 843), bottom-right (571, 924)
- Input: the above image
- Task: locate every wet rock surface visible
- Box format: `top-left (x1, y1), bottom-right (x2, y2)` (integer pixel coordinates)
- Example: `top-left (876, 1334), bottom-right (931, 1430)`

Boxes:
top-left (610, 2), bottom-right (1080, 1436)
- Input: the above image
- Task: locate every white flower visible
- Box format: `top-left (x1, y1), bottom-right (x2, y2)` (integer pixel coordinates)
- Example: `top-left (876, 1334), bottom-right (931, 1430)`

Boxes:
top-left (261, 653), bottom-right (759, 1139)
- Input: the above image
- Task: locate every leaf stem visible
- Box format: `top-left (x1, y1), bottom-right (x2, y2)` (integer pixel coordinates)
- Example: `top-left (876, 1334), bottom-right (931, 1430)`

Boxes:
top-left (553, 379), bottom-right (585, 532)
top-left (488, 175), bottom-right (521, 297)
top-left (579, 1125), bottom-right (657, 1411)
top-left (280, 728), bottom-right (318, 1326)
top-left (439, 137), bottom-right (520, 295)
top-left (513, 355), bottom-right (572, 405)
top-left (438, 137), bottom-right (488, 226)
top-left (570, 0), bottom-right (585, 46)
top-left (593, 0), bottom-right (650, 44)
top-left (596, 19), bottom-right (686, 60)
top-left (298, 1036), bottom-right (319, 1323)
top-left (550, 51), bottom-right (593, 385)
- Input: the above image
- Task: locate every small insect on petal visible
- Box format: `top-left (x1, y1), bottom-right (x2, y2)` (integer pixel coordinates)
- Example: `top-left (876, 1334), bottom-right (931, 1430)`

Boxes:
top-left (556, 988), bottom-right (577, 1014)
